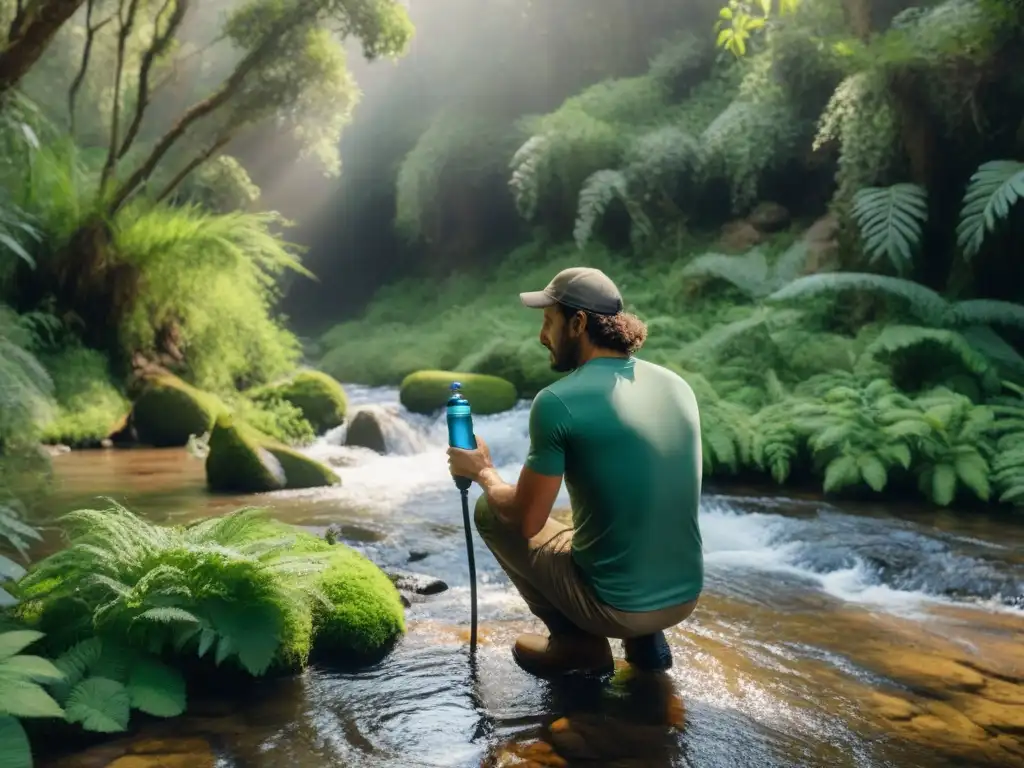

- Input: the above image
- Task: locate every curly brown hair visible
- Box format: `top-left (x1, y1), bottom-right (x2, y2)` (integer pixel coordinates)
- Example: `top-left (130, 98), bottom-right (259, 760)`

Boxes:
top-left (559, 304), bottom-right (648, 355)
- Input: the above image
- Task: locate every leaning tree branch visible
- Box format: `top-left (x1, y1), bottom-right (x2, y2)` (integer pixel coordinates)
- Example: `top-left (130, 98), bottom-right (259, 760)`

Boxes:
top-left (154, 131), bottom-right (232, 203)
top-left (9, 0), bottom-right (28, 39)
top-left (107, 5), bottom-right (315, 214)
top-left (68, 0), bottom-right (115, 134)
top-left (0, 0), bottom-right (88, 98)
top-left (117, 0), bottom-right (190, 160)
top-left (100, 0), bottom-right (143, 190)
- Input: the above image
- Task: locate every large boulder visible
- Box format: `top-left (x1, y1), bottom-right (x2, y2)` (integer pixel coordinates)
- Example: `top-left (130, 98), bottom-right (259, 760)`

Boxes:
top-left (131, 374), bottom-right (227, 447)
top-left (249, 370), bottom-right (348, 434)
top-left (399, 370), bottom-right (518, 415)
top-left (747, 201), bottom-right (791, 233)
top-left (345, 407), bottom-right (389, 453)
top-left (288, 531), bottom-right (406, 663)
top-left (205, 414), bottom-right (339, 494)
top-left (456, 338), bottom-right (562, 398)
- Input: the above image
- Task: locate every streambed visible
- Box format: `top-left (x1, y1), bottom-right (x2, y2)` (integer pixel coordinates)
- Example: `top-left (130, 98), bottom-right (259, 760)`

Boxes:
top-left (41, 386), bottom-right (1024, 768)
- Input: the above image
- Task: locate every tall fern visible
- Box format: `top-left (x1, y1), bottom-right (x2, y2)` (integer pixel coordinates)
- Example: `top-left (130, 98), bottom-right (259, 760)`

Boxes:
top-left (680, 243), bottom-right (809, 300)
top-left (789, 378), bottom-right (920, 494)
top-left (908, 388), bottom-right (993, 506)
top-left (957, 160), bottom-right (1024, 259)
top-left (17, 505), bottom-right (328, 677)
top-left (574, 170), bottom-right (630, 249)
top-left (987, 382), bottom-right (1024, 506)
top-left (851, 183), bottom-right (928, 275)
top-left (768, 273), bottom-right (1024, 331)
top-left (0, 305), bottom-right (50, 606)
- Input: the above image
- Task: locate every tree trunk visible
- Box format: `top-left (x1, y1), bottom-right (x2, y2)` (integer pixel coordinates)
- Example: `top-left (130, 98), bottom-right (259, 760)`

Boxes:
top-left (0, 0), bottom-right (87, 97)
top-left (842, 0), bottom-right (872, 42)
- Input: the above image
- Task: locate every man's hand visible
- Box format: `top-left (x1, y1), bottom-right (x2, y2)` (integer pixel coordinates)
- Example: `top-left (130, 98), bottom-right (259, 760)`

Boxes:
top-left (447, 435), bottom-right (494, 483)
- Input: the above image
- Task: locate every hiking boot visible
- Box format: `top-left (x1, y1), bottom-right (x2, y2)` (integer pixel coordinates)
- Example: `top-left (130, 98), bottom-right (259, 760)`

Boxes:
top-left (512, 633), bottom-right (614, 677)
top-left (623, 631), bottom-right (673, 671)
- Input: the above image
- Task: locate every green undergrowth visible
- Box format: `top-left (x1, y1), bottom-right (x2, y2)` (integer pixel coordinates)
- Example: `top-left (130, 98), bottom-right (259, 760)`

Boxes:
top-left (319, 237), bottom-right (1024, 510)
top-left (38, 346), bottom-right (130, 447)
top-left (0, 505), bottom-right (404, 763)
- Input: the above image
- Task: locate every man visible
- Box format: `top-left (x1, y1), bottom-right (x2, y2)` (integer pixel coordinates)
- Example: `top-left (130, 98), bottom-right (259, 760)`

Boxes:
top-left (447, 267), bottom-right (703, 678)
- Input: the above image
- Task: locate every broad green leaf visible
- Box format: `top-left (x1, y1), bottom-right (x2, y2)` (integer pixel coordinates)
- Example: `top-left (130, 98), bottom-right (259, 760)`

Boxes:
top-left (127, 660), bottom-right (186, 718)
top-left (858, 454), bottom-right (888, 492)
top-left (0, 633), bottom-right (43, 663)
top-left (0, 715), bottom-right (31, 768)
top-left (0, 679), bottom-right (65, 719)
top-left (136, 607), bottom-right (200, 625)
top-left (52, 638), bottom-right (103, 704)
top-left (0, 234), bottom-right (34, 268)
top-left (824, 454), bottom-right (859, 492)
top-left (0, 555), bottom-right (25, 582)
top-left (930, 464), bottom-right (958, 506)
top-left (64, 678), bottom-right (130, 734)
top-left (0, 656), bottom-right (64, 684)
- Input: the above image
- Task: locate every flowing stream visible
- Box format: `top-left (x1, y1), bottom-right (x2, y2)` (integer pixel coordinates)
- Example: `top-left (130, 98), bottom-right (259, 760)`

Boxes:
top-left (42, 386), bottom-right (1024, 768)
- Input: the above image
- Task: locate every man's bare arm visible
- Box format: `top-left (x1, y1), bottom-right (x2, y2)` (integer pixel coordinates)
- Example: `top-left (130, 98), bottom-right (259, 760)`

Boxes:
top-left (478, 466), bottom-right (562, 539)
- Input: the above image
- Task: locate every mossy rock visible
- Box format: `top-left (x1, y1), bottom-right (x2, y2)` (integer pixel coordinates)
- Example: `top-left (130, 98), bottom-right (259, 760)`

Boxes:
top-left (132, 374), bottom-right (227, 447)
top-left (345, 407), bottom-right (388, 453)
top-left (205, 414), bottom-right (338, 494)
top-left (288, 531), bottom-right (406, 663)
top-left (39, 346), bottom-right (131, 447)
top-left (399, 370), bottom-right (518, 415)
top-left (250, 370), bottom-right (347, 434)
top-left (457, 338), bottom-right (562, 398)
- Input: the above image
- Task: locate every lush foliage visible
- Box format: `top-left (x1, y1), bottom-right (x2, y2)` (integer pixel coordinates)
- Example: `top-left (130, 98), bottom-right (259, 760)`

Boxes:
top-left (16, 505), bottom-right (328, 675)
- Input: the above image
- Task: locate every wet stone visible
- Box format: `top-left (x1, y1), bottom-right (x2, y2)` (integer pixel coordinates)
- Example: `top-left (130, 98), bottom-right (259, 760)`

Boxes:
top-left (389, 570), bottom-right (449, 596)
top-left (44, 736), bottom-right (216, 768)
top-left (408, 550), bottom-right (430, 563)
top-left (324, 523), bottom-right (386, 544)
top-left (870, 692), bottom-right (920, 721)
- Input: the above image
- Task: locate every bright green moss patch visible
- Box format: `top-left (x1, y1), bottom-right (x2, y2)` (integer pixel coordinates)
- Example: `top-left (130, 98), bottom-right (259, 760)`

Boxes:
top-left (400, 370), bottom-right (518, 415)
top-left (249, 370), bottom-right (348, 434)
top-left (287, 532), bottom-right (406, 662)
top-left (204, 414), bottom-right (338, 493)
top-left (205, 414), bottom-right (285, 493)
top-left (131, 374), bottom-right (228, 447)
top-left (39, 346), bottom-right (131, 446)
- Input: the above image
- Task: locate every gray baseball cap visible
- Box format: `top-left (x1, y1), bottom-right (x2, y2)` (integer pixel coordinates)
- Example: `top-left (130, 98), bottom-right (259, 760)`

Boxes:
top-left (519, 267), bottom-right (623, 315)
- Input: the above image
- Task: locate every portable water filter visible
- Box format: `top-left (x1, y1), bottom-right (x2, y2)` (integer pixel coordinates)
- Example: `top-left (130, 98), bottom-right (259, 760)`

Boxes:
top-left (446, 381), bottom-right (478, 652)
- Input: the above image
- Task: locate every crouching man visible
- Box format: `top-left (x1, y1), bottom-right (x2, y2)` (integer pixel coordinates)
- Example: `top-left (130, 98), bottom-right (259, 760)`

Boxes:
top-left (448, 267), bottom-right (703, 677)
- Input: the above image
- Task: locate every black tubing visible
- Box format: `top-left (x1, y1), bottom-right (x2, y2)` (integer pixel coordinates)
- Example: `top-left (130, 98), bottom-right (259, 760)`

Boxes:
top-left (460, 487), bottom-right (478, 653)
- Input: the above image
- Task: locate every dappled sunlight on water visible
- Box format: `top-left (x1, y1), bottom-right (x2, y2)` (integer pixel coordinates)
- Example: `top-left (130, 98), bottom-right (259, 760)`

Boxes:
top-left (41, 385), bottom-right (1024, 767)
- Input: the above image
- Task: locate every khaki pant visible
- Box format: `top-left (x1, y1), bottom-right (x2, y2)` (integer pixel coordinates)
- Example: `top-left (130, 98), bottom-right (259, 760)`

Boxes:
top-left (474, 496), bottom-right (697, 639)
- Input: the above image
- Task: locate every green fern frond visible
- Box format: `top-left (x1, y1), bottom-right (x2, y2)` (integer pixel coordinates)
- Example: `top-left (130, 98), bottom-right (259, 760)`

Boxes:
top-left (768, 273), bottom-right (951, 326)
top-left (957, 160), bottom-right (1024, 259)
top-left (852, 183), bottom-right (928, 274)
top-left (679, 249), bottom-right (769, 298)
top-left (951, 299), bottom-right (1024, 332)
top-left (18, 506), bottom-right (329, 676)
top-left (574, 170), bottom-right (629, 249)
top-left (866, 325), bottom-right (995, 379)
top-left (509, 135), bottom-right (550, 220)
top-left (623, 126), bottom-right (703, 190)
top-left (772, 242), bottom-right (809, 286)
top-left (961, 326), bottom-right (1024, 377)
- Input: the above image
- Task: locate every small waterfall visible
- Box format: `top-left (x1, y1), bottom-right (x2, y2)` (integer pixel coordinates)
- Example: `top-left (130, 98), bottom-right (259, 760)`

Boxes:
top-left (305, 385), bottom-right (1023, 615)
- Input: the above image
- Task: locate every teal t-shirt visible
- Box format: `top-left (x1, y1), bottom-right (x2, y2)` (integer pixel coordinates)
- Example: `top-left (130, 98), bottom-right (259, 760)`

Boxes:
top-left (524, 356), bottom-right (703, 612)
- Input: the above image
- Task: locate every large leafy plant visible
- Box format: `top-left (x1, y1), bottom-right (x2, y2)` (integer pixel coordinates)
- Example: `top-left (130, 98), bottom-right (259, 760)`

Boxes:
top-left (49, 637), bottom-right (185, 734)
top-left (17, 505), bottom-right (329, 677)
top-left (0, 630), bottom-right (64, 768)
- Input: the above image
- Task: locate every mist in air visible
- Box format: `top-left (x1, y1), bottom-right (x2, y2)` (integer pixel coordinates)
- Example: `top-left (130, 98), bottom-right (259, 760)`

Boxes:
top-left (281, 0), bottom-right (712, 331)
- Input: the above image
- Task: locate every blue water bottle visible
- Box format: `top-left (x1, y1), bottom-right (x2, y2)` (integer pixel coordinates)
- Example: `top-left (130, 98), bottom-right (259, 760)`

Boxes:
top-left (446, 382), bottom-right (476, 491)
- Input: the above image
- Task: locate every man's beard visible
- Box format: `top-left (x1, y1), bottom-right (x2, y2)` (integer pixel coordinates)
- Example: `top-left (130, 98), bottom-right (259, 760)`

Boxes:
top-left (548, 331), bottom-right (582, 373)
